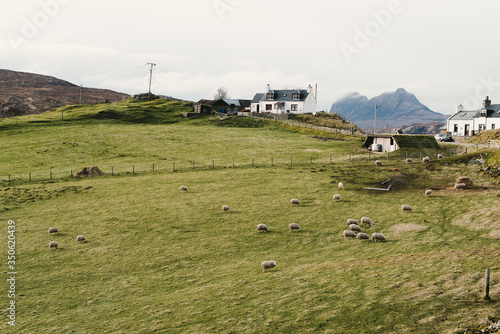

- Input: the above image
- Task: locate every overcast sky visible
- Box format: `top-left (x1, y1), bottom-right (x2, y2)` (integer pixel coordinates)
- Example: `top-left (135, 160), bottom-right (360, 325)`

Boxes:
top-left (2, 0), bottom-right (500, 114)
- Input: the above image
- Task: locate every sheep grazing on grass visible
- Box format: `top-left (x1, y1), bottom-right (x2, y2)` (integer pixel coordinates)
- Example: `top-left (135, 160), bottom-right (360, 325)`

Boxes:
top-left (371, 233), bottom-right (387, 242)
top-left (48, 227), bottom-right (59, 235)
top-left (356, 232), bottom-right (370, 241)
top-left (288, 223), bottom-right (300, 232)
top-left (401, 204), bottom-right (412, 213)
top-left (222, 205), bottom-right (231, 212)
top-left (349, 224), bottom-right (362, 232)
top-left (375, 160), bottom-right (382, 166)
top-left (261, 261), bottom-right (276, 272)
top-left (346, 219), bottom-right (359, 227)
top-left (425, 189), bottom-right (432, 196)
top-left (406, 158), bottom-right (413, 164)
top-left (333, 194), bottom-right (341, 202)
top-left (338, 182), bottom-right (344, 190)
top-left (257, 224), bottom-right (269, 232)
top-left (360, 217), bottom-right (373, 226)
top-left (49, 241), bottom-right (58, 249)
top-left (290, 199), bottom-right (301, 206)
top-left (454, 183), bottom-right (466, 190)
top-left (180, 185), bottom-right (188, 192)
top-left (437, 154), bottom-right (444, 160)
top-left (76, 235), bottom-right (87, 243)
top-left (422, 156), bottom-right (431, 163)
top-left (343, 230), bottom-right (356, 239)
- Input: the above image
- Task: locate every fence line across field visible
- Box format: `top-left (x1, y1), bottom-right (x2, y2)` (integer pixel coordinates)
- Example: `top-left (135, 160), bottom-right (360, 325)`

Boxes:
top-left (1, 147), bottom-right (482, 183)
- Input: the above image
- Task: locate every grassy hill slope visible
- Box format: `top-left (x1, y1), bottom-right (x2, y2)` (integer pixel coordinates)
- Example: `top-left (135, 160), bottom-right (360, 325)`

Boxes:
top-left (0, 100), bottom-right (499, 333)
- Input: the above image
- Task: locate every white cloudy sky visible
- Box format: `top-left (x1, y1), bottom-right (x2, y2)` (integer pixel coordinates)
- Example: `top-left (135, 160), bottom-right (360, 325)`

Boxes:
top-left (2, 0), bottom-right (500, 114)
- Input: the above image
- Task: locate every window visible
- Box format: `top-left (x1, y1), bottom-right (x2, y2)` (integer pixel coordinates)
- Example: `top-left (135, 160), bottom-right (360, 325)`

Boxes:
top-left (453, 124), bottom-right (458, 132)
top-left (265, 104), bottom-right (272, 111)
top-left (266, 92), bottom-right (274, 100)
top-left (291, 104), bottom-right (298, 111)
top-left (492, 124), bottom-right (496, 130)
top-left (292, 92), bottom-right (300, 100)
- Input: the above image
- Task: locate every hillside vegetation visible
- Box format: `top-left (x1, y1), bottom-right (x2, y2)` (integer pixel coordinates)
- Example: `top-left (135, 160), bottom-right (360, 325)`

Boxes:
top-left (0, 99), bottom-right (499, 333)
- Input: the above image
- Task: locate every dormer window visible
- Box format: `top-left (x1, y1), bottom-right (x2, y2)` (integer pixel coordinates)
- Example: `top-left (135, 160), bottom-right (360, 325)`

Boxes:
top-left (292, 91), bottom-right (301, 101)
top-left (266, 91), bottom-right (274, 100)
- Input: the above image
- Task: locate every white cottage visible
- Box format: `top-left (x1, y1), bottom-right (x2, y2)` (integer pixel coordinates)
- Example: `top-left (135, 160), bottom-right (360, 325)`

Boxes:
top-left (250, 84), bottom-right (317, 114)
top-left (447, 96), bottom-right (500, 137)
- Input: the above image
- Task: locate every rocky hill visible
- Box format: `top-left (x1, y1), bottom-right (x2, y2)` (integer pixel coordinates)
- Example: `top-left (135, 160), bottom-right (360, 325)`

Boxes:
top-left (330, 88), bottom-right (447, 131)
top-left (0, 69), bottom-right (129, 117)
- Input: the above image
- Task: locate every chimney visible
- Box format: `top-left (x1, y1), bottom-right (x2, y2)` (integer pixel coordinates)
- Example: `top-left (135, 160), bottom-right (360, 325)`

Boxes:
top-left (266, 84), bottom-right (272, 92)
top-left (483, 96), bottom-right (491, 108)
top-left (457, 104), bottom-right (463, 112)
top-left (307, 84), bottom-right (313, 94)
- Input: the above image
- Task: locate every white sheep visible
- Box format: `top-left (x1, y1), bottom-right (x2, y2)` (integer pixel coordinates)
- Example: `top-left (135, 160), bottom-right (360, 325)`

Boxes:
top-left (360, 217), bottom-right (373, 226)
top-left (261, 260), bottom-right (276, 272)
top-left (222, 205), bottom-right (231, 212)
top-left (401, 204), bottom-right (412, 213)
top-left (288, 223), bottom-right (300, 232)
top-left (76, 235), bottom-right (87, 243)
top-left (290, 199), bottom-right (300, 206)
top-left (422, 156), bottom-right (431, 163)
top-left (48, 227), bottom-right (59, 234)
top-left (180, 185), bottom-right (189, 192)
top-left (346, 219), bottom-right (359, 227)
top-left (425, 189), bottom-right (432, 196)
top-left (333, 194), bottom-right (341, 201)
top-left (454, 183), bottom-right (466, 190)
top-left (349, 224), bottom-right (362, 232)
top-left (437, 154), bottom-right (444, 160)
top-left (343, 230), bottom-right (356, 239)
top-left (406, 158), bottom-right (413, 164)
top-left (371, 232), bottom-right (387, 242)
top-left (49, 241), bottom-right (58, 249)
top-left (338, 182), bottom-right (344, 190)
top-left (375, 160), bottom-right (382, 166)
top-left (356, 232), bottom-right (370, 241)
top-left (257, 224), bottom-right (269, 232)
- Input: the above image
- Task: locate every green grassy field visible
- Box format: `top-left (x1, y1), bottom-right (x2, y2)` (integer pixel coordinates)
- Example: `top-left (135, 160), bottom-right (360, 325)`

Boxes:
top-left (0, 99), bottom-right (499, 333)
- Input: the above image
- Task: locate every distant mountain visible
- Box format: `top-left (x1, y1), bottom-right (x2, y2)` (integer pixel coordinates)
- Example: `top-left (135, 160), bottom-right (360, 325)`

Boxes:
top-left (0, 69), bottom-right (129, 117)
top-left (330, 88), bottom-right (447, 131)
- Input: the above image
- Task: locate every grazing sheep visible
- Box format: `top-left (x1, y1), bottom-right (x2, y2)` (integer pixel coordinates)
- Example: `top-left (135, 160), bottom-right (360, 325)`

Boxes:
top-left (261, 260), bottom-right (276, 272)
top-left (371, 233), bottom-right (387, 242)
top-left (288, 223), bottom-right (300, 232)
top-left (401, 204), bottom-right (412, 212)
top-left (346, 219), bottom-right (359, 227)
top-left (360, 217), bottom-right (373, 226)
top-left (76, 235), bottom-right (87, 243)
top-left (454, 183), bottom-right (466, 190)
top-left (425, 189), bottom-right (432, 196)
top-left (48, 227), bottom-right (59, 234)
top-left (406, 158), bottom-right (413, 164)
top-left (349, 224), bottom-right (362, 232)
top-left (333, 194), bottom-right (341, 201)
top-left (422, 156), bottom-right (431, 163)
top-left (375, 160), bottom-right (382, 166)
top-left (257, 224), bottom-right (269, 232)
top-left (290, 199), bottom-right (300, 206)
top-left (222, 205), bottom-right (231, 212)
top-left (180, 185), bottom-right (188, 192)
top-left (356, 232), bottom-right (370, 241)
top-left (343, 230), bottom-right (356, 239)
top-left (338, 182), bottom-right (344, 190)
top-left (437, 154), bottom-right (444, 160)
top-left (49, 241), bottom-right (58, 249)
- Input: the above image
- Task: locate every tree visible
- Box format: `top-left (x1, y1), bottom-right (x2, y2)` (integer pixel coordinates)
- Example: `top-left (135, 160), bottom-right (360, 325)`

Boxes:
top-left (214, 86), bottom-right (229, 100)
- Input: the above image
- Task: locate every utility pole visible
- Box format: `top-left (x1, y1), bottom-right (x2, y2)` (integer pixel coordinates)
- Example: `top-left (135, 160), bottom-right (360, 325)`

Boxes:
top-left (146, 62), bottom-right (156, 101)
top-left (374, 104), bottom-right (378, 134)
top-left (79, 84), bottom-right (83, 104)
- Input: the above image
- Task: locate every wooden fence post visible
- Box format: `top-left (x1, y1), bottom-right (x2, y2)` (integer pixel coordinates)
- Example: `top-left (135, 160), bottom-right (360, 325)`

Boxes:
top-left (485, 268), bottom-right (491, 301)
top-left (173, 162), bottom-right (175, 172)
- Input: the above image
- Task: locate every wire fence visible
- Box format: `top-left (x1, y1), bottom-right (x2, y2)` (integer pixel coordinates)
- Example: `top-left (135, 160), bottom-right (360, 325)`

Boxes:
top-left (0, 144), bottom-right (488, 184)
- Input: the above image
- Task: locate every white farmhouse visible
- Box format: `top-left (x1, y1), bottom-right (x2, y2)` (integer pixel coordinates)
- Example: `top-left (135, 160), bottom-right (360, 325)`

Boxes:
top-left (250, 84), bottom-right (317, 114)
top-left (447, 96), bottom-right (500, 137)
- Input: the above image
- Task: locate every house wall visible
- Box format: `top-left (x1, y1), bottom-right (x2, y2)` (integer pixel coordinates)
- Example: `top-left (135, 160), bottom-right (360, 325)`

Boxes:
top-left (251, 101), bottom-right (306, 114)
top-left (372, 137), bottom-right (399, 152)
top-left (303, 93), bottom-right (317, 113)
top-left (448, 119), bottom-right (475, 137)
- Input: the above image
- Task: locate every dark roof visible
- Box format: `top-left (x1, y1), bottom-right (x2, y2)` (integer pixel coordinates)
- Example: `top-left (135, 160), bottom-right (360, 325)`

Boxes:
top-left (252, 90), bottom-right (310, 103)
top-left (448, 103), bottom-right (500, 120)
